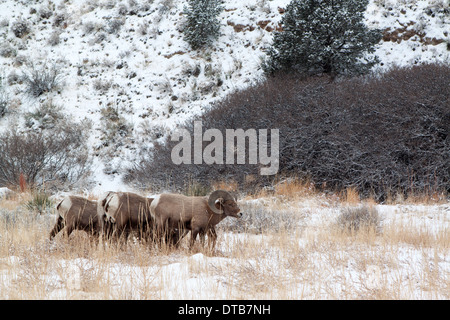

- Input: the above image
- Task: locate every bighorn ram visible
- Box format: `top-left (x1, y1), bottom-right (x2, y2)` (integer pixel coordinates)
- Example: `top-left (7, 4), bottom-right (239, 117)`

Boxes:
top-left (150, 190), bottom-right (242, 250)
top-left (97, 191), bottom-right (154, 242)
top-left (49, 196), bottom-right (99, 240)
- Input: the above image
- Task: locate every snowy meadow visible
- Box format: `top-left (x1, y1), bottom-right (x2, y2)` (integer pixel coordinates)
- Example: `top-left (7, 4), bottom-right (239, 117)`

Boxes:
top-left (0, 0), bottom-right (448, 301)
top-left (0, 187), bottom-right (448, 300)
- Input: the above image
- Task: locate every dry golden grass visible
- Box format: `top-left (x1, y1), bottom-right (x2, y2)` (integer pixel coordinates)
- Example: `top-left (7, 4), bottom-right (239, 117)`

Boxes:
top-left (212, 179), bottom-right (239, 192)
top-left (341, 186), bottom-right (360, 204)
top-left (0, 188), bottom-right (448, 299)
top-left (273, 177), bottom-right (316, 199)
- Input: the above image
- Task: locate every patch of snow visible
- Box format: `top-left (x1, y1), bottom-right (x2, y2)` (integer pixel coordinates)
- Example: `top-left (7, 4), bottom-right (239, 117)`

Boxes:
top-left (0, 0), bottom-right (447, 189)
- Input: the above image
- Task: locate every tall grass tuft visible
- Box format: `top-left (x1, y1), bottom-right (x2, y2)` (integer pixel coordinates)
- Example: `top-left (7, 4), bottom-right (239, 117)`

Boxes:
top-left (336, 205), bottom-right (382, 233)
top-left (182, 179), bottom-right (211, 197)
top-left (26, 192), bottom-right (53, 214)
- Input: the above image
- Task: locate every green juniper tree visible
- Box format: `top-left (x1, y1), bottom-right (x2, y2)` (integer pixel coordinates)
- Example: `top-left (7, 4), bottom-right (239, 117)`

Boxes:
top-left (263, 0), bottom-right (382, 77)
top-left (183, 0), bottom-right (223, 50)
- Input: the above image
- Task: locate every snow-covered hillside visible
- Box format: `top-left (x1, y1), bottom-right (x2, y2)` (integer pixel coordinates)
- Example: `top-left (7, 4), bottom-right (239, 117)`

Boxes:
top-left (0, 0), bottom-right (448, 192)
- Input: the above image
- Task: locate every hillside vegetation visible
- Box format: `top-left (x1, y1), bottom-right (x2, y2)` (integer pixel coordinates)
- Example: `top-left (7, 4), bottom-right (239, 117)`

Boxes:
top-left (127, 64), bottom-right (450, 201)
top-left (0, 0), bottom-right (448, 192)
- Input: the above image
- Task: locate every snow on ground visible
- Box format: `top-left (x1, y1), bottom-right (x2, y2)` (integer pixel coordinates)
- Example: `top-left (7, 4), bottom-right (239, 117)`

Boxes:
top-left (0, 0), bottom-right (448, 192)
top-left (0, 0), bottom-right (448, 299)
top-left (0, 199), bottom-right (448, 299)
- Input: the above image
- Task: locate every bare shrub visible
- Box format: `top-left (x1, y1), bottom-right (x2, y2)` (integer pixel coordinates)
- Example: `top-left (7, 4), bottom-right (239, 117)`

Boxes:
top-left (0, 122), bottom-right (92, 191)
top-left (22, 63), bottom-right (63, 98)
top-left (219, 200), bottom-right (304, 234)
top-left (125, 64), bottom-right (449, 201)
top-left (336, 205), bottom-right (382, 233)
top-left (182, 179), bottom-right (211, 196)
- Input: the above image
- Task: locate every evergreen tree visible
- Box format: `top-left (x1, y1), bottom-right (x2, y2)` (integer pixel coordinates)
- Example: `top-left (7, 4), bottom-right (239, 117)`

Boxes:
top-left (183, 0), bottom-right (223, 50)
top-left (263, 0), bottom-right (382, 77)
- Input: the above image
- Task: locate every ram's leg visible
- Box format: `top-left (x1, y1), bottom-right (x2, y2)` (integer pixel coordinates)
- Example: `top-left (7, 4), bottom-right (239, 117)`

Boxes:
top-left (190, 228), bottom-right (200, 250)
top-left (49, 216), bottom-right (64, 240)
top-left (89, 233), bottom-right (100, 247)
top-left (120, 228), bottom-right (130, 244)
top-left (63, 225), bottom-right (74, 239)
top-left (199, 230), bottom-right (206, 247)
top-left (153, 217), bottom-right (169, 248)
top-left (207, 228), bottom-right (217, 252)
top-left (172, 228), bottom-right (189, 248)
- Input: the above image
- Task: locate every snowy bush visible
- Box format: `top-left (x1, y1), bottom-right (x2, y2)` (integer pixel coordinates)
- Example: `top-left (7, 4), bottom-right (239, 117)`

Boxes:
top-left (182, 0), bottom-right (223, 50)
top-left (22, 63), bottom-right (63, 98)
top-left (92, 79), bottom-right (112, 93)
top-left (24, 102), bottom-right (64, 130)
top-left (106, 18), bottom-right (125, 34)
top-left (38, 5), bottom-right (53, 20)
top-left (11, 18), bottom-right (30, 38)
top-left (53, 12), bottom-right (67, 28)
top-left (263, 0), bottom-right (382, 76)
top-left (0, 43), bottom-right (17, 58)
top-left (82, 21), bottom-right (98, 35)
top-left (47, 31), bottom-right (61, 46)
top-left (0, 80), bottom-right (8, 118)
top-left (99, 105), bottom-right (132, 150)
top-left (158, 0), bottom-right (175, 15)
top-left (0, 93), bottom-right (7, 118)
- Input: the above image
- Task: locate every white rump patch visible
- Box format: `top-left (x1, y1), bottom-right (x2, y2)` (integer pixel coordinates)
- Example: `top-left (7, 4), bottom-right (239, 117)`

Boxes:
top-left (149, 194), bottom-right (160, 219)
top-left (106, 193), bottom-right (120, 216)
top-left (57, 196), bottom-right (72, 218)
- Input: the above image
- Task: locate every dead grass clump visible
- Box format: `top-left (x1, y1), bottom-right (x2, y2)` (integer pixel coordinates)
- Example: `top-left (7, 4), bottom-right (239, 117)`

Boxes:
top-left (383, 222), bottom-right (449, 249)
top-left (336, 205), bottom-right (382, 234)
top-left (26, 192), bottom-right (53, 214)
top-left (212, 180), bottom-right (239, 192)
top-left (273, 177), bottom-right (316, 199)
top-left (219, 200), bottom-right (304, 234)
top-left (182, 179), bottom-right (211, 197)
top-left (341, 186), bottom-right (360, 204)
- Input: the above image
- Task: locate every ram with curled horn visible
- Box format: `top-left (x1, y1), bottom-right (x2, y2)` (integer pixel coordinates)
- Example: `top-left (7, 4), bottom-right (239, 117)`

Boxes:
top-left (150, 190), bottom-right (242, 250)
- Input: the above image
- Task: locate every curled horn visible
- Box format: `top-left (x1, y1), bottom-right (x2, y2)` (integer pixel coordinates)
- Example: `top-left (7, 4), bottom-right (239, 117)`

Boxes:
top-left (207, 190), bottom-right (233, 214)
